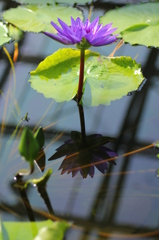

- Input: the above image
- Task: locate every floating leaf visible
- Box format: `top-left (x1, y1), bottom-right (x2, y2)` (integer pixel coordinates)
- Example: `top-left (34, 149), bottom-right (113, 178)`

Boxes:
top-left (56, 0), bottom-right (90, 3)
top-left (0, 21), bottom-right (11, 46)
top-left (29, 48), bottom-right (98, 103)
top-left (13, 0), bottom-right (89, 3)
top-left (29, 48), bottom-right (144, 107)
top-left (2, 5), bottom-right (82, 33)
top-left (18, 127), bottom-right (39, 163)
top-left (34, 221), bottom-right (70, 240)
top-left (100, 2), bottom-right (159, 47)
top-left (1, 220), bottom-right (70, 240)
top-left (82, 56), bottom-right (144, 106)
top-left (13, 0), bottom-right (55, 3)
top-left (8, 24), bottom-right (23, 41)
top-left (34, 127), bottom-right (45, 150)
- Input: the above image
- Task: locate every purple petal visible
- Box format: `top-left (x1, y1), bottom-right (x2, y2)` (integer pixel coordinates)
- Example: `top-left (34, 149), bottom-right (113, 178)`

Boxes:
top-left (75, 17), bottom-right (84, 28)
top-left (94, 27), bottom-right (117, 39)
top-left (51, 21), bottom-right (65, 35)
top-left (76, 28), bottom-right (86, 41)
top-left (100, 146), bottom-right (118, 157)
top-left (72, 169), bottom-right (80, 177)
top-left (71, 17), bottom-right (76, 31)
top-left (92, 155), bottom-right (108, 173)
top-left (57, 32), bottom-right (76, 44)
top-left (89, 17), bottom-right (99, 31)
top-left (89, 29), bottom-right (117, 45)
top-left (89, 165), bottom-right (95, 178)
top-left (44, 31), bottom-right (70, 44)
top-left (93, 36), bottom-right (118, 46)
top-left (57, 19), bottom-right (76, 40)
top-left (84, 19), bottom-right (90, 30)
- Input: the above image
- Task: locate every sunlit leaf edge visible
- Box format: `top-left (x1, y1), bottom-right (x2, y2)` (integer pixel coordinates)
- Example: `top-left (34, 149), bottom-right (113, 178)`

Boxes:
top-left (2, 5), bottom-right (83, 33)
top-left (0, 21), bottom-right (12, 46)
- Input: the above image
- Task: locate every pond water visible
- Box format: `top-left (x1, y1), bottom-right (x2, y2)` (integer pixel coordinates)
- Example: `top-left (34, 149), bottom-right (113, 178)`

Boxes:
top-left (1, 0), bottom-right (159, 239)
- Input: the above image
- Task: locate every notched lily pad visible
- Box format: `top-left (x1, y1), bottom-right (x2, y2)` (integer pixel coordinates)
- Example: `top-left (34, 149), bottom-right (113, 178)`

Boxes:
top-left (2, 5), bottom-right (83, 33)
top-left (100, 2), bottom-right (159, 47)
top-left (29, 48), bottom-right (99, 103)
top-left (29, 48), bottom-right (144, 107)
top-left (0, 21), bottom-right (12, 46)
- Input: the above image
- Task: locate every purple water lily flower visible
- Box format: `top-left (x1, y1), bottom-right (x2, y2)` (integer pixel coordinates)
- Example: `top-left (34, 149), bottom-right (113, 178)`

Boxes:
top-left (49, 131), bottom-right (117, 178)
top-left (44, 17), bottom-right (118, 48)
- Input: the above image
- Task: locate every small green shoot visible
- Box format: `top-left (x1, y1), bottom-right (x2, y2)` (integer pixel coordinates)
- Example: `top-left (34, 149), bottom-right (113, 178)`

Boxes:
top-left (34, 127), bottom-right (45, 150)
top-left (18, 126), bottom-right (39, 164)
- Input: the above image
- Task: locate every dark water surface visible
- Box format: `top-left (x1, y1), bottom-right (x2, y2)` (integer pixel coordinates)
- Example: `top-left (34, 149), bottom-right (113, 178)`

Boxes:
top-left (0, 0), bottom-right (159, 239)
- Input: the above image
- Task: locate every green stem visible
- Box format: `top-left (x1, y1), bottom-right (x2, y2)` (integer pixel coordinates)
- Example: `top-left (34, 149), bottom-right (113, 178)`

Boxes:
top-left (77, 49), bottom-right (85, 104)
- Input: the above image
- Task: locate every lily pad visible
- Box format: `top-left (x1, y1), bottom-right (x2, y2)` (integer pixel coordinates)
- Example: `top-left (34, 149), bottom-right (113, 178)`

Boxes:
top-left (0, 21), bottom-right (11, 46)
top-left (2, 5), bottom-right (82, 33)
top-left (34, 221), bottom-right (70, 240)
top-left (1, 220), bottom-right (70, 240)
top-left (56, 0), bottom-right (90, 3)
top-left (100, 2), bottom-right (159, 47)
top-left (13, 0), bottom-right (55, 3)
top-left (29, 48), bottom-right (144, 107)
top-left (13, 0), bottom-right (89, 4)
top-left (8, 24), bottom-right (23, 41)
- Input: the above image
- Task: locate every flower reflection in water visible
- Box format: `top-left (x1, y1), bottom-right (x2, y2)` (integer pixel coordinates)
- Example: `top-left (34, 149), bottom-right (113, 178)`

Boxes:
top-left (49, 131), bottom-right (117, 178)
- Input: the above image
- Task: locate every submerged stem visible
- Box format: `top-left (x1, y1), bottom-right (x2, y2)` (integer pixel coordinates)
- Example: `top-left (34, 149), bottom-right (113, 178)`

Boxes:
top-left (77, 49), bottom-right (85, 104)
top-left (78, 104), bottom-right (86, 140)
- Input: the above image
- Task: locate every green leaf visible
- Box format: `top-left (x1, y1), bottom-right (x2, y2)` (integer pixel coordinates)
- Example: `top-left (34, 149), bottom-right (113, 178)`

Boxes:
top-left (18, 126), bottom-right (39, 163)
top-left (82, 56), bottom-right (144, 106)
top-left (29, 48), bottom-right (144, 107)
top-left (34, 127), bottom-right (45, 150)
top-left (34, 221), bottom-right (70, 240)
top-left (100, 2), bottom-right (159, 47)
top-left (1, 220), bottom-right (70, 240)
top-left (8, 24), bottom-right (23, 41)
top-left (13, 0), bottom-right (55, 3)
top-left (56, 0), bottom-right (90, 3)
top-left (29, 48), bottom-right (99, 103)
top-left (2, 5), bottom-right (82, 33)
top-left (13, 0), bottom-right (89, 3)
top-left (0, 21), bottom-right (11, 46)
